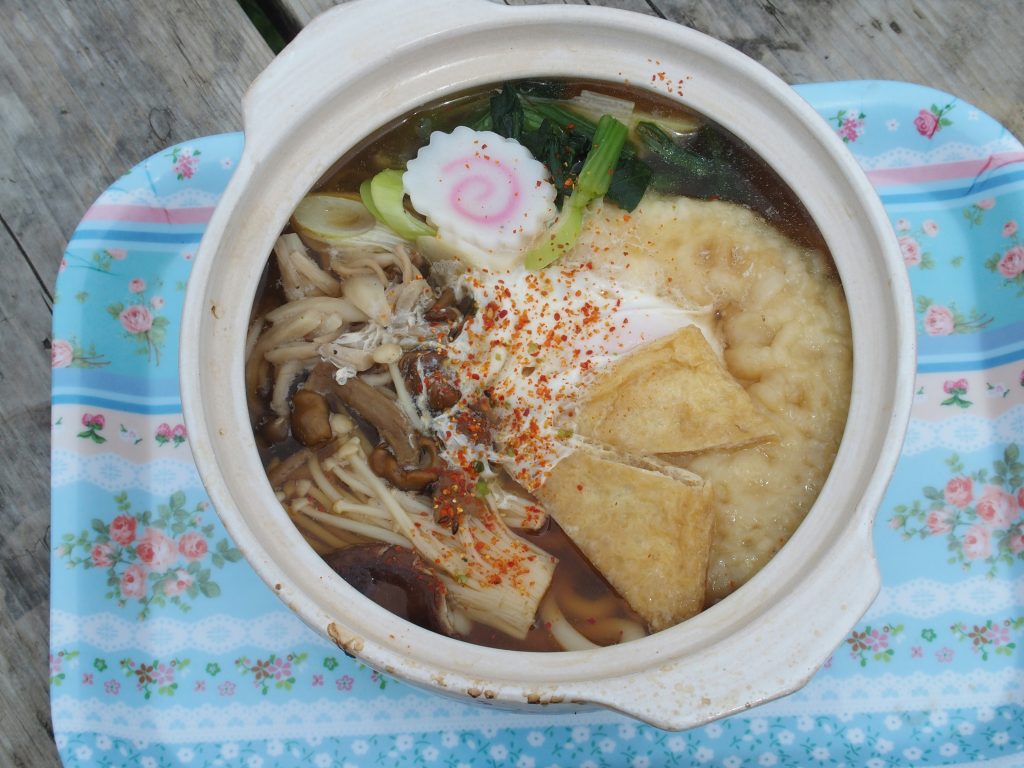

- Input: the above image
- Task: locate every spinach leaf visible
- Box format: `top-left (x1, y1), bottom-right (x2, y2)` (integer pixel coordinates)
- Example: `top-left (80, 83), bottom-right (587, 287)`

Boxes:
top-left (607, 155), bottom-right (652, 212)
top-left (490, 83), bottom-right (524, 141)
top-left (482, 82), bottom-right (654, 211)
top-left (521, 119), bottom-right (590, 208)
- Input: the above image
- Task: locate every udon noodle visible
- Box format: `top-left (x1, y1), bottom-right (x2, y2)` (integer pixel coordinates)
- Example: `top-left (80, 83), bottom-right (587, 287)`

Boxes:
top-left (246, 79), bottom-right (852, 651)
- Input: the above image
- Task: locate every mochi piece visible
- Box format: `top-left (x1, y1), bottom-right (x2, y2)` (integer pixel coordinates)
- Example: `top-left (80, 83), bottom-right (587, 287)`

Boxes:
top-left (574, 325), bottom-right (775, 456)
top-left (536, 447), bottom-right (714, 631)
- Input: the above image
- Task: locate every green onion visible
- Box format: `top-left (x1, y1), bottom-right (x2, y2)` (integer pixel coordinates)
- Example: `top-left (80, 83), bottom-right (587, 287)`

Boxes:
top-left (525, 115), bottom-right (628, 270)
top-left (575, 115), bottom-right (628, 200)
top-left (359, 178), bottom-right (384, 221)
top-left (365, 169), bottom-right (435, 240)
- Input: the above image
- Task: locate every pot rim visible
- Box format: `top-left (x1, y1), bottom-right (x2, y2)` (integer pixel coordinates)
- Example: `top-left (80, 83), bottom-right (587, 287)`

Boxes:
top-left (180, 0), bottom-right (914, 730)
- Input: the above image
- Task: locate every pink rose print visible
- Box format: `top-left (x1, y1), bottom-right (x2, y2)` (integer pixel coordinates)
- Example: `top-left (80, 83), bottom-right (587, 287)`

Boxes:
top-left (109, 283), bottom-right (169, 365)
top-left (119, 304), bottom-right (153, 334)
top-left (974, 486), bottom-right (1018, 529)
top-left (156, 422), bottom-right (188, 447)
top-left (926, 508), bottom-right (954, 535)
top-left (896, 218), bottom-right (911, 232)
top-left (57, 491), bottom-right (241, 619)
top-left (977, 198), bottom-right (996, 210)
top-left (1004, 220), bottom-right (1019, 238)
top-left (156, 423), bottom-right (173, 445)
top-left (923, 304), bottom-right (955, 336)
top-left (51, 339), bottom-right (74, 368)
top-left (899, 236), bottom-right (922, 267)
top-left (178, 532), bottom-right (208, 562)
top-left (1009, 531), bottom-right (1024, 555)
top-left (914, 109), bottom-right (939, 138)
top-left (78, 413), bottom-right (107, 444)
top-left (997, 245), bottom-right (1024, 279)
top-left (839, 116), bottom-right (862, 142)
top-left (962, 524), bottom-right (992, 559)
top-left (944, 476), bottom-right (973, 508)
top-left (135, 527), bottom-right (178, 571)
top-left (163, 569), bottom-right (193, 597)
top-left (941, 378), bottom-right (971, 408)
top-left (169, 146), bottom-right (201, 181)
top-left (109, 514), bottom-right (137, 546)
top-left (120, 564), bottom-right (147, 599)
top-left (91, 542), bottom-right (114, 568)
top-left (922, 219), bottom-right (939, 236)
top-left (914, 103), bottom-right (953, 139)
top-left (108, 248), bottom-right (127, 261)
top-left (830, 109), bottom-right (865, 143)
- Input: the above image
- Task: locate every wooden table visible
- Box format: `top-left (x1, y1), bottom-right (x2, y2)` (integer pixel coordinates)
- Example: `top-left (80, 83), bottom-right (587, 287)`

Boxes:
top-left (1, 1), bottom-right (1020, 764)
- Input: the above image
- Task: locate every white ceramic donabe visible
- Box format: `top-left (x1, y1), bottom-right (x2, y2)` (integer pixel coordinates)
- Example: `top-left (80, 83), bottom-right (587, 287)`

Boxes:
top-left (181, 0), bottom-right (914, 730)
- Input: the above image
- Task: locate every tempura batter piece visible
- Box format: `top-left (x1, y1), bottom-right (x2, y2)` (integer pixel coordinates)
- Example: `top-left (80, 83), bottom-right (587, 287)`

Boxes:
top-left (536, 447), bottom-right (714, 631)
top-left (575, 325), bottom-right (775, 456)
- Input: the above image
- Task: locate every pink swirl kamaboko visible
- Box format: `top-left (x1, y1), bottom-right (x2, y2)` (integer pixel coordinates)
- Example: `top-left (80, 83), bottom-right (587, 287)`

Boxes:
top-left (403, 126), bottom-right (557, 270)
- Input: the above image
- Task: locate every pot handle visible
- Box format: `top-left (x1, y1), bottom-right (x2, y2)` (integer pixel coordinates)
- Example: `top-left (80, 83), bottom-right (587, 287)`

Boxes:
top-left (241, 0), bottom-right (505, 154)
top-left (582, 523), bottom-right (881, 730)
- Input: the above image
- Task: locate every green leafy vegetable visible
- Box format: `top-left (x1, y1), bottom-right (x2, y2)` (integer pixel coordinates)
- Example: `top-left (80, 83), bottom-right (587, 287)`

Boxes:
top-left (635, 121), bottom-right (713, 178)
top-left (525, 115), bottom-right (628, 270)
top-left (607, 155), bottom-right (653, 213)
top-left (489, 83), bottom-right (525, 140)
top-left (520, 119), bottom-right (589, 208)
top-left (476, 83), bottom-right (651, 212)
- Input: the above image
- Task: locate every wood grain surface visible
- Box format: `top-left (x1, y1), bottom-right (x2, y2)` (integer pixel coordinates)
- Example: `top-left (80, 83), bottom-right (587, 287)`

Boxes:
top-left (0, 0), bottom-right (1020, 766)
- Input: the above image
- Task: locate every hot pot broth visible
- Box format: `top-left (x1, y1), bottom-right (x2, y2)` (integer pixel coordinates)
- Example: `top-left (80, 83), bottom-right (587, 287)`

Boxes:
top-left (246, 79), bottom-right (852, 651)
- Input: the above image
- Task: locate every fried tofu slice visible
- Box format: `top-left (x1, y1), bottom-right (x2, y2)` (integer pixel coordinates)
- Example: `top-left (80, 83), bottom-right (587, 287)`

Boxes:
top-left (574, 325), bottom-right (775, 456)
top-left (536, 447), bottom-right (714, 631)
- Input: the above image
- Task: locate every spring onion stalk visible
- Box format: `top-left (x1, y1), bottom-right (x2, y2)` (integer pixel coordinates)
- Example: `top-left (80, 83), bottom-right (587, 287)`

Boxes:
top-left (358, 178), bottom-right (384, 221)
top-left (525, 114), bottom-right (628, 270)
top-left (365, 169), bottom-right (435, 241)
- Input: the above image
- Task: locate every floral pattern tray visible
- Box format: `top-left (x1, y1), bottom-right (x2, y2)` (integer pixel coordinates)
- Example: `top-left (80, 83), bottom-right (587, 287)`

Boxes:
top-left (51, 81), bottom-right (1024, 767)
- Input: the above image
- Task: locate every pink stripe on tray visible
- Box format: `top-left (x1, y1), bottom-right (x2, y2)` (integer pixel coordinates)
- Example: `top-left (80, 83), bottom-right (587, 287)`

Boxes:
top-left (864, 151), bottom-right (1024, 186)
top-left (82, 204), bottom-right (216, 225)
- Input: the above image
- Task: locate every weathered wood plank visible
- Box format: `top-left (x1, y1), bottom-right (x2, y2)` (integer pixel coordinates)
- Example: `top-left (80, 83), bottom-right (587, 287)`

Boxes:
top-left (266, 0), bottom-right (1023, 139)
top-left (650, 0), bottom-right (1023, 139)
top-left (0, 225), bottom-right (63, 767)
top-left (0, 0), bottom-right (275, 296)
top-left (0, 1), bottom-right (273, 766)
